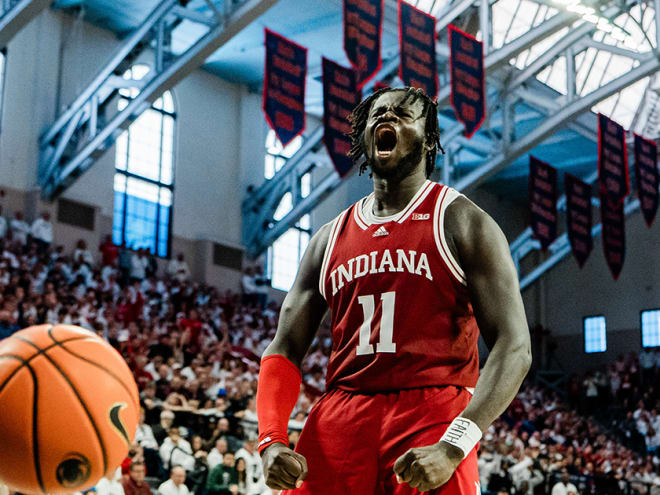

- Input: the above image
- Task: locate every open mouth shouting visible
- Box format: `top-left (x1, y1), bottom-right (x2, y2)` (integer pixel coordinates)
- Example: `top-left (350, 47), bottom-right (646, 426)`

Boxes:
top-left (375, 124), bottom-right (397, 159)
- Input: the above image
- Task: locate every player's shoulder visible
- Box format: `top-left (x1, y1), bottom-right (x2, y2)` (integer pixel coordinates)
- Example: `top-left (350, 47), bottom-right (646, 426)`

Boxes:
top-left (442, 189), bottom-right (500, 245)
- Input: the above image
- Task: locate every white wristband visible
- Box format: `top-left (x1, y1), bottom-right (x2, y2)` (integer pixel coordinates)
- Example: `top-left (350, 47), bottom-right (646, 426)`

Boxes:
top-left (440, 417), bottom-right (482, 459)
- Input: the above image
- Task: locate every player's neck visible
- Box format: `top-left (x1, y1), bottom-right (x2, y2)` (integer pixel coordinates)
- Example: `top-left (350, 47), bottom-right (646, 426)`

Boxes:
top-left (371, 170), bottom-right (427, 217)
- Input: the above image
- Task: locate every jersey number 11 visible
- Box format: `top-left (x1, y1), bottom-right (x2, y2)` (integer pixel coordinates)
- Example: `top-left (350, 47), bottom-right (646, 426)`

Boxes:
top-left (356, 291), bottom-right (396, 355)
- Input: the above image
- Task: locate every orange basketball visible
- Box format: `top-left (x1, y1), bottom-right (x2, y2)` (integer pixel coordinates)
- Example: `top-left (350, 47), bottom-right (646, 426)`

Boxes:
top-left (0, 324), bottom-right (139, 494)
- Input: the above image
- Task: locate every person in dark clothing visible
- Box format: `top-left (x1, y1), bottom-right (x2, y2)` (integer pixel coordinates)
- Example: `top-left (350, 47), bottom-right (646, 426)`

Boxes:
top-left (206, 452), bottom-right (239, 495)
top-left (0, 309), bottom-right (20, 340)
top-left (121, 461), bottom-right (152, 495)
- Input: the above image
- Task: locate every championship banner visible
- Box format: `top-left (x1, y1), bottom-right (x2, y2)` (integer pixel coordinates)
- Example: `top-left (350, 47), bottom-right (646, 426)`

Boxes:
top-left (343, 0), bottom-right (383, 88)
top-left (634, 134), bottom-right (658, 227)
top-left (399, 1), bottom-right (437, 98)
top-left (263, 29), bottom-right (307, 146)
top-left (322, 57), bottom-right (362, 177)
top-left (528, 157), bottom-right (558, 250)
top-left (448, 24), bottom-right (486, 138)
top-left (598, 113), bottom-right (629, 204)
top-left (565, 173), bottom-right (593, 268)
top-left (600, 193), bottom-right (625, 280)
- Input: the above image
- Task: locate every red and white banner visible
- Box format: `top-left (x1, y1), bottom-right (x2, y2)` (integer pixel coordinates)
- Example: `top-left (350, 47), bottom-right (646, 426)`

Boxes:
top-left (634, 134), bottom-right (658, 227)
top-left (448, 24), bottom-right (486, 138)
top-left (263, 29), bottom-right (307, 146)
top-left (322, 57), bottom-right (362, 177)
top-left (399, 0), bottom-right (437, 98)
top-left (528, 156), bottom-right (557, 250)
top-left (601, 192), bottom-right (625, 280)
top-left (343, 0), bottom-right (383, 88)
top-left (598, 113), bottom-right (629, 204)
top-left (565, 173), bottom-right (593, 269)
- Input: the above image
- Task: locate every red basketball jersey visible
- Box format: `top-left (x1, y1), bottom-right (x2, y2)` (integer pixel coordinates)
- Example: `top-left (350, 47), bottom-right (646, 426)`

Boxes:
top-left (319, 180), bottom-right (480, 393)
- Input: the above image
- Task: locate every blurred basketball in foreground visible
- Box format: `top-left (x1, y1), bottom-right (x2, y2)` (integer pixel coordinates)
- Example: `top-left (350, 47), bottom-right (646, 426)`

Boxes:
top-left (0, 324), bottom-right (139, 494)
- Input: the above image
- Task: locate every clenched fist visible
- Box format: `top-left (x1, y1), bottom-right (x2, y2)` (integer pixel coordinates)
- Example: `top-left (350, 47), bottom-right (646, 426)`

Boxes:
top-left (393, 441), bottom-right (464, 492)
top-left (261, 442), bottom-right (308, 490)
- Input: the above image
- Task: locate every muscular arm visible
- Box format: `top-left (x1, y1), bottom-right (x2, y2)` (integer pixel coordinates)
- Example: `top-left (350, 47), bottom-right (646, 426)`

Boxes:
top-left (392, 196), bottom-right (532, 492)
top-left (259, 222), bottom-right (331, 490)
top-left (262, 221), bottom-right (331, 367)
top-left (446, 196), bottom-right (532, 432)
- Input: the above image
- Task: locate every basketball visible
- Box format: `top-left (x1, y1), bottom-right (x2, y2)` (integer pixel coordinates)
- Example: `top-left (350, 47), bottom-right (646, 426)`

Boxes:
top-left (0, 324), bottom-right (139, 494)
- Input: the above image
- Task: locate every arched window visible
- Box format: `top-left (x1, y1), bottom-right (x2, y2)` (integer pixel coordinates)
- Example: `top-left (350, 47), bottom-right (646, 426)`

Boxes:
top-left (113, 64), bottom-right (175, 257)
top-left (264, 130), bottom-right (311, 291)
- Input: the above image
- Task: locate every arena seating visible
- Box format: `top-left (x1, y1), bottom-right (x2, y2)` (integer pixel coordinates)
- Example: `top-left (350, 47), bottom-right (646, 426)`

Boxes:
top-left (0, 228), bottom-right (658, 495)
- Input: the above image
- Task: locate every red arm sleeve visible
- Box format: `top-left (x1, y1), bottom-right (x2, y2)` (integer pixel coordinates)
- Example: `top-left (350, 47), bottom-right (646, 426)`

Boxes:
top-left (256, 354), bottom-right (302, 454)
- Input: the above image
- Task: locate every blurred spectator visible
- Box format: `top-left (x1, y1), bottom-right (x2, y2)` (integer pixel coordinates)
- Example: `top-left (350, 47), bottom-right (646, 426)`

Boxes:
top-left (235, 457), bottom-right (247, 495)
top-left (0, 207), bottom-right (7, 239)
top-left (551, 469), bottom-right (579, 495)
top-left (100, 234), bottom-right (119, 266)
top-left (0, 309), bottom-right (19, 339)
top-left (240, 268), bottom-right (256, 306)
top-left (94, 467), bottom-right (124, 495)
top-left (130, 249), bottom-right (149, 282)
top-left (160, 427), bottom-right (195, 472)
top-left (153, 410), bottom-right (176, 446)
top-left (73, 239), bottom-right (94, 266)
top-left (31, 212), bottom-right (53, 253)
top-left (235, 439), bottom-right (269, 495)
top-left (252, 266), bottom-right (269, 310)
top-left (206, 452), bottom-right (238, 495)
top-left (10, 211), bottom-right (29, 245)
top-left (158, 465), bottom-right (190, 495)
top-left (121, 461), bottom-right (151, 495)
top-left (207, 438), bottom-right (228, 470)
top-left (168, 253), bottom-right (190, 283)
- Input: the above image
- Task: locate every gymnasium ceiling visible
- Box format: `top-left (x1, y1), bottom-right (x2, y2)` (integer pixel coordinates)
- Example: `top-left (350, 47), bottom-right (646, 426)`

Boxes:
top-left (51, 0), bottom-right (658, 201)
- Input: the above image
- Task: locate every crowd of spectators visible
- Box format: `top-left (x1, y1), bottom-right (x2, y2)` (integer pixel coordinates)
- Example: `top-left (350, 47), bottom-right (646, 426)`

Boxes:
top-left (0, 213), bottom-right (659, 495)
top-left (480, 351), bottom-right (660, 495)
top-left (0, 214), bottom-right (331, 495)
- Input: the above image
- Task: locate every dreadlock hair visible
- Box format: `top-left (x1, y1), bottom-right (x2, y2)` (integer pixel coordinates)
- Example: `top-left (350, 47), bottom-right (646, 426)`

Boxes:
top-left (347, 86), bottom-right (445, 178)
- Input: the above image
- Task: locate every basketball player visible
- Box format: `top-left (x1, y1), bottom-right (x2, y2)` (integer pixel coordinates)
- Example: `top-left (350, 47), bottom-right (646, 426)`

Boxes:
top-left (256, 87), bottom-right (532, 494)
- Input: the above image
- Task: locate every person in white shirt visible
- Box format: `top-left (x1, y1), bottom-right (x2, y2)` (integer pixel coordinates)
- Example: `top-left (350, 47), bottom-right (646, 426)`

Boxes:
top-left (551, 469), bottom-right (579, 495)
top-left (31, 212), bottom-right (53, 252)
top-left (207, 438), bottom-right (228, 470)
top-left (241, 268), bottom-right (257, 306)
top-left (168, 253), bottom-right (191, 283)
top-left (235, 439), bottom-right (270, 495)
top-left (130, 249), bottom-right (149, 281)
top-left (73, 239), bottom-right (94, 266)
top-left (160, 427), bottom-right (195, 472)
top-left (94, 467), bottom-right (125, 495)
top-left (135, 408), bottom-right (159, 450)
top-left (158, 465), bottom-right (191, 495)
top-left (10, 211), bottom-right (30, 245)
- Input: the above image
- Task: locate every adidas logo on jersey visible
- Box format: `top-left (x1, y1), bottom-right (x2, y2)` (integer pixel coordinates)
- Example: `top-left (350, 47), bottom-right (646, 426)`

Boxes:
top-left (412, 213), bottom-right (430, 220)
top-left (372, 226), bottom-right (389, 237)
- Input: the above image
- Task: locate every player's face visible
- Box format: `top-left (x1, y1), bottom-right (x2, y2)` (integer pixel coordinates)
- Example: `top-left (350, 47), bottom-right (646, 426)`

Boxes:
top-left (363, 91), bottom-right (428, 180)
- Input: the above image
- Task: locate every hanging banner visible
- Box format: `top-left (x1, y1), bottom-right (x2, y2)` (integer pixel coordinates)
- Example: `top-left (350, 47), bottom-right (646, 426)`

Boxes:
top-left (528, 157), bottom-right (558, 250)
top-left (343, 0), bottom-right (383, 88)
top-left (399, 1), bottom-right (437, 98)
top-left (565, 173), bottom-right (593, 268)
top-left (601, 192), bottom-right (625, 280)
top-left (634, 134), bottom-right (658, 227)
top-left (598, 113), bottom-right (629, 204)
top-left (448, 24), bottom-right (486, 138)
top-left (322, 57), bottom-right (362, 177)
top-left (263, 29), bottom-right (307, 147)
